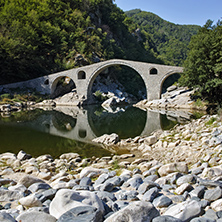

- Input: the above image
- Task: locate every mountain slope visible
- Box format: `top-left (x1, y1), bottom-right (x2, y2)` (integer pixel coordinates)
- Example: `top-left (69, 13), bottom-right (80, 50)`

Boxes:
top-left (125, 9), bottom-right (200, 66)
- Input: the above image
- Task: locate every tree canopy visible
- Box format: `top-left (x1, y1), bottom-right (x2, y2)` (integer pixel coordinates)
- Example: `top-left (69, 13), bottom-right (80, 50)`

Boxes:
top-left (0, 0), bottom-right (160, 84)
top-left (125, 9), bottom-right (200, 66)
top-left (179, 20), bottom-right (222, 104)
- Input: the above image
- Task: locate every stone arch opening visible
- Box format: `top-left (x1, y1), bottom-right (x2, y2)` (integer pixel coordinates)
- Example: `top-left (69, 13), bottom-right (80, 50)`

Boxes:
top-left (78, 71), bottom-right (86, 79)
top-left (52, 111), bottom-right (77, 132)
top-left (87, 64), bottom-right (147, 104)
top-left (79, 129), bottom-right (87, 138)
top-left (160, 73), bottom-right (181, 97)
top-left (44, 79), bottom-right (49, 85)
top-left (150, 68), bottom-right (158, 75)
top-left (51, 76), bottom-right (76, 99)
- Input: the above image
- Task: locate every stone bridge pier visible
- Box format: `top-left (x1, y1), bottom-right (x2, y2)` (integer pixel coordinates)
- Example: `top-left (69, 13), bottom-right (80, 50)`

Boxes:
top-left (0, 59), bottom-right (183, 102)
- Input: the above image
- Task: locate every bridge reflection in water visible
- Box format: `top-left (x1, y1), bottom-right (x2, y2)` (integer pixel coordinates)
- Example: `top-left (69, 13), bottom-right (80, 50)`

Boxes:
top-left (18, 106), bottom-right (191, 145)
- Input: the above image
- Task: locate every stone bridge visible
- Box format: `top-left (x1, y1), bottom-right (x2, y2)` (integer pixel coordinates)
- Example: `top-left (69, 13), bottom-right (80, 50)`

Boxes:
top-left (0, 59), bottom-right (183, 102)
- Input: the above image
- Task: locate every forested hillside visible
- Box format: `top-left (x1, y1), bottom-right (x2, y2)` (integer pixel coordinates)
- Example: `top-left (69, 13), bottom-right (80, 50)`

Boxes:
top-left (125, 9), bottom-right (200, 66)
top-left (0, 1), bottom-right (199, 85)
top-left (0, 0), bottom-right (161, 84)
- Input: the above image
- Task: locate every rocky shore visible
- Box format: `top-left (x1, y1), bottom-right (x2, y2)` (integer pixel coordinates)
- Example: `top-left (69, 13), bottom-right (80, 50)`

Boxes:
top-left (1, 114), bottom-right (222, 221)
top-left (135, 86), bottom-right (207, 111)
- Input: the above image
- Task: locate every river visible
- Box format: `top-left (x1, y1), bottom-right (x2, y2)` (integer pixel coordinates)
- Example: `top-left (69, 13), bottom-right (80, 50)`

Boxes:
top-left (0, 106), bottom-right (197, 158)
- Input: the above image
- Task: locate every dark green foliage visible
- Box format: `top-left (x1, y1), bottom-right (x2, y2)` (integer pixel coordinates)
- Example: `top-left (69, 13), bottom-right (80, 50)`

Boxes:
top-left (125, 9), bottom-right (200, 66)
top-left (180, 20), bottom-right (222, 104)
top-left (0, 0), bottom-right (161, 85)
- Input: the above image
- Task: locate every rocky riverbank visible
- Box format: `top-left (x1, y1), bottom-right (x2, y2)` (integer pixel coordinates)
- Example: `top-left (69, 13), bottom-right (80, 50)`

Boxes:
top-left (135, 86), bottom-right (207, 111)
top-left (1, 114), bottom-right (222, 221)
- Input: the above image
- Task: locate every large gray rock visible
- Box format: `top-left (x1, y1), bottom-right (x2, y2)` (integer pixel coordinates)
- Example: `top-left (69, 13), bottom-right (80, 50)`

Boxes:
top-left (49, 189), bottom-right (104, 219)
top-left (57, 206), bottom-right (103, 222)
top-left (16, 211), bottom-right (56, 222)
top-left (104, 201), bottom-right (159, 222)
top-left (164, 200), bottom-right (202, 221)
top-left (0, 212), bottom-right (17, 222)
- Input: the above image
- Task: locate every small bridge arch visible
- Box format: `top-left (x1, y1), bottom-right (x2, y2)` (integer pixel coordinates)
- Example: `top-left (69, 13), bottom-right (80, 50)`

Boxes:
top-left (159, 70), bottom-right (182, 95)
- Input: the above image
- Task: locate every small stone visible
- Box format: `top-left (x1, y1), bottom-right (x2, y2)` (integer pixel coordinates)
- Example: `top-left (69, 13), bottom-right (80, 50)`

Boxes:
top-left (17, 150), bottom-right (32, 161)
top-left (18, 175), bottom-right (45, 188)
top-left (158, 162), bottom-right (188, 177)
top-left (142, 187), bottom-right (159, 202)
top-left (175, 183), bottom-right (193, 195)
top-left (204, 186), bottom-right (222, 201)
top-left (153, 195), bottom-right (172, 208)
top-left (19, 194), bottom-right (42, 208)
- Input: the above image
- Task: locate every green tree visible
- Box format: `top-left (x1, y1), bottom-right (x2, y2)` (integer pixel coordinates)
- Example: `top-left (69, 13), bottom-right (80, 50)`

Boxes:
top-left (180, 20), bottom-right (222, 103)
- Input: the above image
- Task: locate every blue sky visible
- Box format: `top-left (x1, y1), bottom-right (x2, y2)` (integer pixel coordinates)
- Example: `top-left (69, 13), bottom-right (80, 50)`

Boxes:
top-left (114, 0), bottom-right (222, 26)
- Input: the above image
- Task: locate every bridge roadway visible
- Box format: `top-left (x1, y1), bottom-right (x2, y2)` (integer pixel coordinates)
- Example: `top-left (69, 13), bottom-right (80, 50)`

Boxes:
top-left (0, 59), bottom-right (183, 103)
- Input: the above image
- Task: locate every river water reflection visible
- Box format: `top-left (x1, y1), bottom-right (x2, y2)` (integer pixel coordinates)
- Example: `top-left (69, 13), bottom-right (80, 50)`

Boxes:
top-left (0, 106), bottom-right (195, 158)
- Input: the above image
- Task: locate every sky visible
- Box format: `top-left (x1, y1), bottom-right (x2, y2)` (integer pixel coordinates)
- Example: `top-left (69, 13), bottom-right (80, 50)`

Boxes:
top-left (114, 0), bottom-right (222, 26)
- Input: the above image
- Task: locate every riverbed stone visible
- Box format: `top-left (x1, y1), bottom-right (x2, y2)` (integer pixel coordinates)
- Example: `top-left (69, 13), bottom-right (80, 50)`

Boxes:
top-left (176, 174), bottom-right (196, 186)
top-left (0, 189), bottom-right (24, 202)
top-left (142, 187), bottom-right (159, 202)
top-left (158, 162), bottom-right (188, 177)
top-left (204, 186), bottom-right (222, 201)
top-left (189, 186), bottom-right (206, 198)
top-left (18, 175), bottom-right (45, 188)
top-left (92, 133), bottom-right (119, 145)
top-left (153, 215), bottom-right (182, 222)
top-left (49, 189), bottom-right (104, 219)
top-left (153, 195), bottom-right (173, 208)
top-left (104, 201), bottom-right (159, 222)
top-left (175, 183), bottom-right (193, 195)
top-left (16, 211), bottom-right (56, 222)
top-left (57, 206), bottom-right (103, 222)
top-left (28, 182), bottom-right (51, 193)
top-left (0, 212), bottom-right (17, 222)
top-left (79, 167), bottom-right (108, 179)
top-left (211, 199), bottom-right (222, 211)
top-left (164, 199), bottom-right (202, 221)
top-left (19, 194), bottom-right (42, 208)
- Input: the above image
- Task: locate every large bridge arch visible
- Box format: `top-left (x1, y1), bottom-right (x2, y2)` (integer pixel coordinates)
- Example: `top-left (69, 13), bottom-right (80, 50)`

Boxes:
top-left (86, 60), bottom-right (149, 101)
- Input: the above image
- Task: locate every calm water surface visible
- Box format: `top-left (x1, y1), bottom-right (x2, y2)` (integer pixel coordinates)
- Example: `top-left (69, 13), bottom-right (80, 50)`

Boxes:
top-left (0, 106), bottom-right (191, 158)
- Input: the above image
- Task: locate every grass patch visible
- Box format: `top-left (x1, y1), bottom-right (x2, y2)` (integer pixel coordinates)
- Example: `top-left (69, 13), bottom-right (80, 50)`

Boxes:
top-left (205, 117), bottom-right (217, 126)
